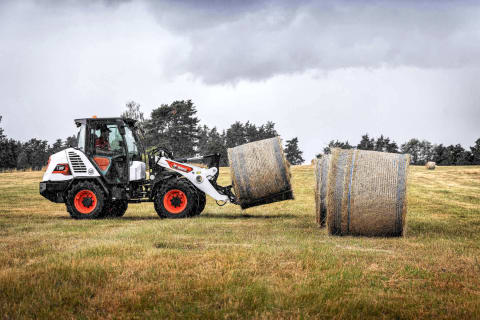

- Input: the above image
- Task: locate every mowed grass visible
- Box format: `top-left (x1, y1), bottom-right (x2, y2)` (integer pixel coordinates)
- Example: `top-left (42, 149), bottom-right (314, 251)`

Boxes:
top-left (0, 166), bottom-right (479, 319)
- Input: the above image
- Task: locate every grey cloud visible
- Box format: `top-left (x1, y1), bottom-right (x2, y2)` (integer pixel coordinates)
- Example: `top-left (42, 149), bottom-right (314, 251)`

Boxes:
top-left (142, 0), bottom-right (480, 83)
top-left (5, 0), bottom-right (479, 84)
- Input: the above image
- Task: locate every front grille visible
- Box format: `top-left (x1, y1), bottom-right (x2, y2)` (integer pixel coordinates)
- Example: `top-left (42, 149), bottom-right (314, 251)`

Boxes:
top-left (68, 151), bottom-right (87, 173)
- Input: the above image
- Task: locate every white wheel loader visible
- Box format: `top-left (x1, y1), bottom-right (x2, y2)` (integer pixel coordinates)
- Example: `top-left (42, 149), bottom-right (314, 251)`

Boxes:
top-left (40, 117), bottom-right (237, 219)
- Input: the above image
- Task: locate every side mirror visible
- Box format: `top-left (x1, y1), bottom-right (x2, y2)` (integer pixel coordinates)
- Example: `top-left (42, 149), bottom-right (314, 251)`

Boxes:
top-left (119, 125), bottom-right (126, 135)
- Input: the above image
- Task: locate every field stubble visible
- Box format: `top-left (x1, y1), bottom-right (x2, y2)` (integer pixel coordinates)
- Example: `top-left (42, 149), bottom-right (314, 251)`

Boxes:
top-left (0, 166), bottom-right (479, 319)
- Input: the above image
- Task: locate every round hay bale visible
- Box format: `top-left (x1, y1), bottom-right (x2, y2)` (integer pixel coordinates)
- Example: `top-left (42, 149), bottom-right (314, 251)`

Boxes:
top-left (326, 148), bottom-right (410, 237)
top-left (228, 137), bottom-right (294, 209)
top-left (314, 155), bottom-right (330, 227)
top-left (425, 161), bottom-right (436, 170)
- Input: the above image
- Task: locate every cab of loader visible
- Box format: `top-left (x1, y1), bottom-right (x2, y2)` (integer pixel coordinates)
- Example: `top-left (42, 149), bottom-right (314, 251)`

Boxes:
top-left (74, 117), bottom-right (145, 184)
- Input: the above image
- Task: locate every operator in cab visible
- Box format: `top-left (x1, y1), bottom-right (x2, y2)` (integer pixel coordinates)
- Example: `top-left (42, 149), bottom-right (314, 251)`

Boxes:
top-left (95, 127), bottom-right (111, 151)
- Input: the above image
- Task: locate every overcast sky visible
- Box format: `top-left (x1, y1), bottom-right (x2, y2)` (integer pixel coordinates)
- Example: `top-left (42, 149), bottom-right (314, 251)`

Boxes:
top-left (1, 0), bottom-right (479, 161)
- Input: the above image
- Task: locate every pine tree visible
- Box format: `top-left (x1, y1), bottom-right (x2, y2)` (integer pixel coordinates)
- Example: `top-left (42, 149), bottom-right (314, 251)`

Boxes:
top-left (374, 135), bottom-right (388, 152)
top-left (284, 137), bottom-right (304, 165)
top-left (244, 121), bottom-right (259, 143)
top-left (225, 121), bottom-right (247, 148)
top-left (385, 140), bottom-right (399, 153)
top-left (357, 134), bottom-right (375, 150)
top-left (257, 121), bottom-right (278, 140)
top-left (145, 100), bottom-right (200, 158)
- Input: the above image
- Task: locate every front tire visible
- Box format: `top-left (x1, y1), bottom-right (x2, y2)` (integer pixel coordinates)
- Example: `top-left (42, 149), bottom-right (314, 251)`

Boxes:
top-left (154, 179), bottom-right (198, 219)
top-left (66, 181), bottom-right (105, 220)
top-left (191, 191), bottom-right (206, 216)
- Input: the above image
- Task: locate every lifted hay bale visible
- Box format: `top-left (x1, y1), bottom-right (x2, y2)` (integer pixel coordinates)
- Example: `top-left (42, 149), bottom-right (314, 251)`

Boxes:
top-left (426, 161), bottom-right (436, 170)
top-left (228, 137), bottom-right (294, 209)
top-left (314, 155), bottom-right (330, 227)
top-left (326, 148), bottom-right (410, 237)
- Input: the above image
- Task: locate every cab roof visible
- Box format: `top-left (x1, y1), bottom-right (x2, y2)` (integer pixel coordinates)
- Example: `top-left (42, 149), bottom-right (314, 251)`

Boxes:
top-left (74, 117), bottom-right (136, 127)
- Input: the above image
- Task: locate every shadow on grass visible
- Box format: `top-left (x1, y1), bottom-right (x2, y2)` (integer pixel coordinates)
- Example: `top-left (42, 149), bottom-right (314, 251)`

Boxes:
top-left (8, 213), bottom-right (297, 221)
top-left (407, 220), bottom-right (480, 239)
top-left (199, 213), bottom-right (296, 219)
top-left (118, 216), bottom-right (160, 221)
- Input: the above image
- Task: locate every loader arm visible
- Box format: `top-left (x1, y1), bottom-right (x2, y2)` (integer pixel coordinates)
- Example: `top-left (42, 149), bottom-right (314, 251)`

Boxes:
top-left (156, 156), bottom-right (236, 204)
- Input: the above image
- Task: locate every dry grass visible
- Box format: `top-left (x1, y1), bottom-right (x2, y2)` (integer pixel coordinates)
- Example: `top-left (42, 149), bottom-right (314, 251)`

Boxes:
top-left (0, 166), bottom-right (479, 319)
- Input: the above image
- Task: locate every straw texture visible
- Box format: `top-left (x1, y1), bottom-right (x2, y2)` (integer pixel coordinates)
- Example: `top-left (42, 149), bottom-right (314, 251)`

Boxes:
top-left (314, 155), bottom-right (330, 227)
top-left (327, 148), bottom-right (410, 237)
top-left (426, 161), bottom-right (436, 170)
top-left (228, 137), bottom-right (294, 209)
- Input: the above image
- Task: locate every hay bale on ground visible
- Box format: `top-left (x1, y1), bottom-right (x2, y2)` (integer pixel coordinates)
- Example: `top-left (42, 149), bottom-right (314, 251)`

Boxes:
top-left (228, 137), bottom-right (294, 209)
top-left (314, 155), bottom-right (330, 227)
top-left (426, 161), bottom-right (436, 170)
top-left (326, 148), bottom-right (410, 237)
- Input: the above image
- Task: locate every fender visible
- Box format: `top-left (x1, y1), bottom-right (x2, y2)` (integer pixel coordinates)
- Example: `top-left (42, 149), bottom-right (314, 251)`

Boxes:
top-left (63, 176), bottom-right (111, 200)
top-left (150, 171), bottom-right (182, 200)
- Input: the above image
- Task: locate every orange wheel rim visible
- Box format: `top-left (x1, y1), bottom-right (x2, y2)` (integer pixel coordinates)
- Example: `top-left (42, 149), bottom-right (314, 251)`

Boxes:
top-left (74, 190), bottom-right (97, 214)
top-left (163, 189), bottom-right (187, 214)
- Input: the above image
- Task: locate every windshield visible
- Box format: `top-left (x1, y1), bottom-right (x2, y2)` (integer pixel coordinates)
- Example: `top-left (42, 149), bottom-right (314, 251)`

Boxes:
top-left (124, 126), bottom-right (142, 161)
top-left (92, 124), bottom-right (125, 156)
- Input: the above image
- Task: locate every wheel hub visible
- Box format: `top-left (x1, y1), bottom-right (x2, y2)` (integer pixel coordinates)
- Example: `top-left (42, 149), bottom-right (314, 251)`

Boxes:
top-left (82, 197), bottom-right (93, 208)
top-left (170, 196), bottom-right (182, 208)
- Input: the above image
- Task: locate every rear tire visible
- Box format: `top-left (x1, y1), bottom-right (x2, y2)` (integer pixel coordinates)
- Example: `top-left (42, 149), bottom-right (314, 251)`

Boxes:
top-left (103, 200), bottom-right (128, 218)
top-left (154, 179), bottom-right (198, 219)
top-left (66, 181), bottom-right (105, 220)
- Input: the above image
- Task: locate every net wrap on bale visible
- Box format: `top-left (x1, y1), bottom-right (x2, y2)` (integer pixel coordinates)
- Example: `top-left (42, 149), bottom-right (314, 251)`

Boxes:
top-left (327, 148), bottom-right (410, 237)
top-left (314, 155), bottom-right (330, 227)
top-left (228, 137), bottom-right (294, 209)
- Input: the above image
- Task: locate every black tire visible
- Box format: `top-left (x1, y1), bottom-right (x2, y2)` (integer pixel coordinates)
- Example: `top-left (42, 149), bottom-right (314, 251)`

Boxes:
top-left (102, 200), bottom-right (128, 218)
top-left (192, 191), bottom-right (206, 216)
top-left (154, 178), bottom-right (198, 219)
top-left (66, 181), bottom-right (106, 220)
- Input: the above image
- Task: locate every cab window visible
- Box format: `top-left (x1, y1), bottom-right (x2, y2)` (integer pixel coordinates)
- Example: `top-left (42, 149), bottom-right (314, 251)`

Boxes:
top-left (76, 124), bottom-right (86, 151)
top-left (91, 124), bottom-right (125, 155)
top-left (124, 126), bottom-right (142, 161)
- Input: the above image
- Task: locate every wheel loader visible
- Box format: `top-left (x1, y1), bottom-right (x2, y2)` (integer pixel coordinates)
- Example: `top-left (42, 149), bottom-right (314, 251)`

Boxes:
top-left (39, 117), bottom-right (237, 219)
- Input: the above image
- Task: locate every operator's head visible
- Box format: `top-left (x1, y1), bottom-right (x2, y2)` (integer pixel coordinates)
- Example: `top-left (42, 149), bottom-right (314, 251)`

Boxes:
top-left (100, 127), bottom-right (110, 139)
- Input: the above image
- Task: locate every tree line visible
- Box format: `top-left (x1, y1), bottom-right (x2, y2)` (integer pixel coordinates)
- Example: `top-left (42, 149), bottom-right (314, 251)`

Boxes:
top-left (320, 134), bottom-right (480, 165)
top-left (2, 101), bottom-right (479, 171)
top-left (0, 100), bottom-right (305, 171)
top-left (0, 116), bottom-right (77, 171)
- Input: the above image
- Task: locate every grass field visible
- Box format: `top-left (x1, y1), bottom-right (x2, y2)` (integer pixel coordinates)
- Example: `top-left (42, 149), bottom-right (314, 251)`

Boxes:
top-left (1, 165), bottom-right (479, 319)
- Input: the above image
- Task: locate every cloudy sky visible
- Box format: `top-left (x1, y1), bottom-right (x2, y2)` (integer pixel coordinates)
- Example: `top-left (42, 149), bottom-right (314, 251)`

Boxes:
top-left (1, 0), bottom-right (479, 161)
